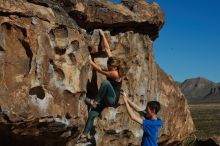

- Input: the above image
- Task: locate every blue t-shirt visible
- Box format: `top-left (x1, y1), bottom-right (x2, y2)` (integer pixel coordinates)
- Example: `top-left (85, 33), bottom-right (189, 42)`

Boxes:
top-left (141, 118), bottom-right (162, 146)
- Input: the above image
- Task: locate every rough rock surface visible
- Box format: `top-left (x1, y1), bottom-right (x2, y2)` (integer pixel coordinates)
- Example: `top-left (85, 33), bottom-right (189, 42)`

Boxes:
top-left (0, 0), bottom-right (194, 146)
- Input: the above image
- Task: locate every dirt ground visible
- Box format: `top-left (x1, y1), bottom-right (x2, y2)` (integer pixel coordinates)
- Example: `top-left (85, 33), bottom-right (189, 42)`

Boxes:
top-left (185, 100), bottom-right (220, 145)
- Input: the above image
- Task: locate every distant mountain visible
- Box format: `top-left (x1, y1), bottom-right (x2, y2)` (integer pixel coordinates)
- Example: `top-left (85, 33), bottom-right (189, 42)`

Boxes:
top-left (179, 77), bottom-right (220, 100)
top-left (205, 84), bottom-right (220, 99)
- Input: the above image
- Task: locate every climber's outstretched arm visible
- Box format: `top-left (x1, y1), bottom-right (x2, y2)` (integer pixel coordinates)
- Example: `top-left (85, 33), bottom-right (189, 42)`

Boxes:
top-left (99, 29), bottom-right (112, 58)
top-left (89, 57), bottom-right (118, 79)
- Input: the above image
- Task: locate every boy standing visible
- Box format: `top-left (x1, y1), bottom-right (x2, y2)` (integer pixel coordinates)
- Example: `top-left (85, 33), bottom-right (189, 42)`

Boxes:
top-left (122, 92), bottom-right (162, 146)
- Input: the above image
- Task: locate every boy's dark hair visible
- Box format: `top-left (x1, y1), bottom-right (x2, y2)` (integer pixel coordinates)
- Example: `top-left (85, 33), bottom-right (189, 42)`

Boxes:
top-left (147, 101), bottom-right (161, 114)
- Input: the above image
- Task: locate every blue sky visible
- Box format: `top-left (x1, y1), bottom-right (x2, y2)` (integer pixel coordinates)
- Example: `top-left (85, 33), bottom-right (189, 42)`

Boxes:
top-left (111, 0), bottom-right (220, 83)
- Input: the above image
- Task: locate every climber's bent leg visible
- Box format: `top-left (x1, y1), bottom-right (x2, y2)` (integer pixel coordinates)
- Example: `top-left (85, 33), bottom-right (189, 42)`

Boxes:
top-left (95, 80), bottom-right (117, 106)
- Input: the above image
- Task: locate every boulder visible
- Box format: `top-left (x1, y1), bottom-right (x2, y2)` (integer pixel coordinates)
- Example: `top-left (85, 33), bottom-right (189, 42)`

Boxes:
top-left (0, 0), bottom-right (194, 145)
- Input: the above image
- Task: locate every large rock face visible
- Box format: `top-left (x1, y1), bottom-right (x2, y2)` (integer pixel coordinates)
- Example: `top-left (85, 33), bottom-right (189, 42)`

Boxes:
top-left (0, 0), bottom-right (194, 145)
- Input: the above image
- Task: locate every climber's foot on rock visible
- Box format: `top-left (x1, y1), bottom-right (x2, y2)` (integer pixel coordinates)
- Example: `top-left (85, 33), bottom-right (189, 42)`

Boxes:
top-left (77, 134), bottom-right (88, 143)
top-left (84, 98), bottom-right (99, 108)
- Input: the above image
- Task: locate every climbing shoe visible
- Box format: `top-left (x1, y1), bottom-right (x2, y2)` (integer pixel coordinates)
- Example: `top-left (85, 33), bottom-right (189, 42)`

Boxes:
top-left (84, 98), bottom-right (99, 108)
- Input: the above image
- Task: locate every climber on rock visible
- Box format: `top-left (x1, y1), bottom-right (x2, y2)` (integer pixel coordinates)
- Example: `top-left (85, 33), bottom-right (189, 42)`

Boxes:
top-left (121, 91), bottom-right (162, 146)
top-left (78, 29), bottom-right (124, 143)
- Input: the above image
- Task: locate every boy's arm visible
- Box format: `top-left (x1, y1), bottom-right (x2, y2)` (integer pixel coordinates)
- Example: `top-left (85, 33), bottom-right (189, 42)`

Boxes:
top-left (126, 97), bottom-right (144, 112)
top-left (123, 96), bottom-right (143, 125)
top-left (121, 92), bottom-right (144, 112)
top-left (99, 30), bottom-right (112, 58)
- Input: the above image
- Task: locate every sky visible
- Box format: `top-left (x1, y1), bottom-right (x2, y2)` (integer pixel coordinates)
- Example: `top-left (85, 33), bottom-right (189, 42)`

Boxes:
top-left (111, 0), bottom-right (220, 83)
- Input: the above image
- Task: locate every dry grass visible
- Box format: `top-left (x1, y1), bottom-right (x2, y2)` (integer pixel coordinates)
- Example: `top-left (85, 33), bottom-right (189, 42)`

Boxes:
top-left (189, 100), bottom-right (220, 138)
